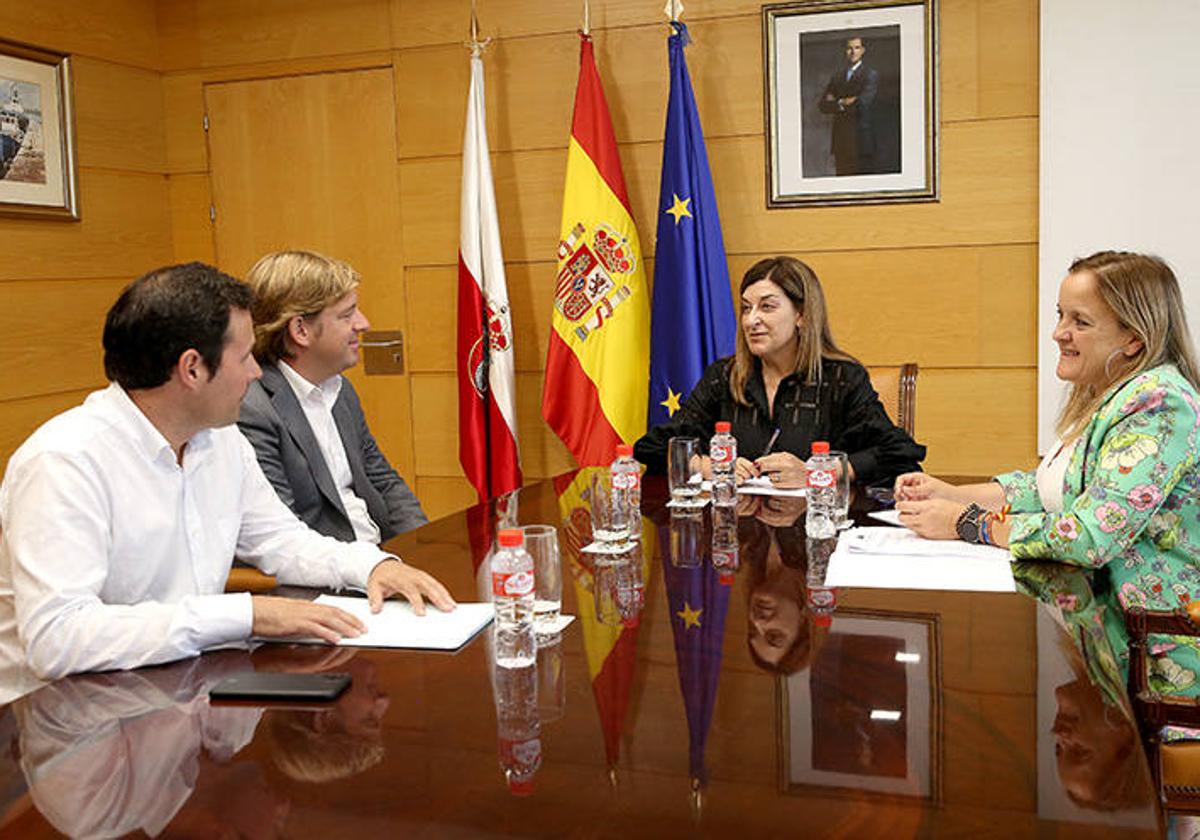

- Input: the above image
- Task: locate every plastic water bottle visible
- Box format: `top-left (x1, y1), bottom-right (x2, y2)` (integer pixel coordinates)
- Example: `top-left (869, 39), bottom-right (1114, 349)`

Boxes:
top-left (711, 503), bottom-right (740, 583)
top-left (493, 657), bottom-right (541, 796)
top-left (805, 525), bottom-right (838, 628)
top-left (710, 421), bottom-right (737, 507)
top-left (611, 443), bottom-right (642, 538)
top-left (491, 529), bottom-right (536, 668)
top-left (805, 441), bottom-right (837, 540)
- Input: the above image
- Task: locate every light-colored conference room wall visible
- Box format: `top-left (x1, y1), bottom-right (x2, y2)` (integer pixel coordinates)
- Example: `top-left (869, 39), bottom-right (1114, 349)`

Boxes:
top-left (0, 0), bottom-right (1039, 522)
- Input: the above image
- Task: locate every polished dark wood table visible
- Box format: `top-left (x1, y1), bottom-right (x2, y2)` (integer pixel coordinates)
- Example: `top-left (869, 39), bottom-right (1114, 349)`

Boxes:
top-left (0, 473), bottom-right (1165, 837)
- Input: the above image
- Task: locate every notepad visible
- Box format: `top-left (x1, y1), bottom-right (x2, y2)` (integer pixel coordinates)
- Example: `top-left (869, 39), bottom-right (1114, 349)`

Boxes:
top-left (699, 476), bottom-right (807, 498)
top-left (825, 526), bottom-right (1016, 592)
top-left (300, 596), bottom-right (495, 651)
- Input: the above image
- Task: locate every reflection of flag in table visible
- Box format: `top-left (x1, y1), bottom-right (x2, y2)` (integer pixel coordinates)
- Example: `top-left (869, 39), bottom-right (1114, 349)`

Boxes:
top-left (543, 33), bottom-right (650, 467)
top-left (458, 45), bottom-right (522, 501)
top-left (557, 469), bottom-right (648, 773)
top-left (648, 21), bottom-right (736, 428)
top-left (658, 515), bottom-right (731, 788)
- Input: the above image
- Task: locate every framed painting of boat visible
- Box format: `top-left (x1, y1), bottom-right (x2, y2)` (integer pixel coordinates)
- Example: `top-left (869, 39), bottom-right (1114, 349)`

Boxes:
top-left (0, 39), bottom-right (78, 220)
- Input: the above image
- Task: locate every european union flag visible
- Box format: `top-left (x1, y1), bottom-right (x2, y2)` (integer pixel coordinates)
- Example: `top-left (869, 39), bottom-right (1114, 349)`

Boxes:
top-left (648, 21), bottom-right (737, 428)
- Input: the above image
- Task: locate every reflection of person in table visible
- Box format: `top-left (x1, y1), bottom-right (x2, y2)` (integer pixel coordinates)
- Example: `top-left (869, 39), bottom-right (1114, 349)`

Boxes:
top-left (818, 35), bottom-right (880, 176)
top-left (739, 500), bottom-right (828, 673)
top-left (13, 651), bottom-right (288, 838)
top-left (895, 251), bottom-right (1200, 635)
top-left (634, 256), bottom-right (924, 489)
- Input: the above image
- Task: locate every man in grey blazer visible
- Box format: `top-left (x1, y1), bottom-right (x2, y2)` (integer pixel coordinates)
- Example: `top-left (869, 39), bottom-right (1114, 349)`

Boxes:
top-left (239, 251), bottom-right (427, 544)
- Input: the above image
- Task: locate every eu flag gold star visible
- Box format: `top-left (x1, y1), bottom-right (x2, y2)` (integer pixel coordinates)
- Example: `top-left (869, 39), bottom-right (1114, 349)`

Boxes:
top-left (665, 193), bottom-right (692, 224)
top-left (677, 602), bottom-right (703, 629)
top-left (660, 387), bottom-right (682, 417)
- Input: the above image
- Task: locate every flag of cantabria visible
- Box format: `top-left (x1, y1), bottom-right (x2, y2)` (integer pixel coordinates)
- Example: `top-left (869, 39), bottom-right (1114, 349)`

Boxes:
top-left (458, 45), bottom-right (522, 501)
top-left (648, 21), bottom-right (736, 428)
top-left (542, 32), bottom-right (650, 467)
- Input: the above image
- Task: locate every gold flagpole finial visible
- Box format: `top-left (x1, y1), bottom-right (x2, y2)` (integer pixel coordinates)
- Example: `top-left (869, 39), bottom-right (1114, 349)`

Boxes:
top-left (465, 0), bottom-right (491, 56)
top-left (581, 0), bottom-right (591, 36)
top-left (664, 0), bottom-right (684, 22)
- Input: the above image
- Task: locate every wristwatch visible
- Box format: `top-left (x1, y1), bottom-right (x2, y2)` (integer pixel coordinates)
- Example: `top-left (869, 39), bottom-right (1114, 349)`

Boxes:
top-left (955, 503), bottom-right (985, 544)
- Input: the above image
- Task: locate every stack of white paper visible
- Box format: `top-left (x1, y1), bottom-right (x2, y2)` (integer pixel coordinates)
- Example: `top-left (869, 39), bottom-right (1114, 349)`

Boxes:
top-left (825, 526), bottom-right (1016, 592)
top-left (302, 596), bottom-right (495, 650)
top-left (699, 476), bottom-right (806, 498)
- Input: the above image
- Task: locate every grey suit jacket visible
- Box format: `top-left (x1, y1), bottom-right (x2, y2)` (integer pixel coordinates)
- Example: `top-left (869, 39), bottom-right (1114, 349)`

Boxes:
top-left (238, 363), bottom-right (427, 542)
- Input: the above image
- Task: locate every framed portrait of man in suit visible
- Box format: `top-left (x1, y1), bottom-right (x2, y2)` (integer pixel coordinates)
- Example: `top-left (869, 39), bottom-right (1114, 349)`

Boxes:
top-left (763, 0), bottom-right (938, 207)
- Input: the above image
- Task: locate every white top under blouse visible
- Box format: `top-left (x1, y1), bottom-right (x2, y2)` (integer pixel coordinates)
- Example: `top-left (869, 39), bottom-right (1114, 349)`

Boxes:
top-left (1035, 437), bottom-right (1079, 514)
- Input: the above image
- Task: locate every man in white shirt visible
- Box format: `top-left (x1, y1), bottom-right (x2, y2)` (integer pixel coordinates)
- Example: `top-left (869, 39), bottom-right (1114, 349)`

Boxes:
top-left (238, 250), bottom-right (426, 543)
top-left (0, 262), bottom-right (453, 689)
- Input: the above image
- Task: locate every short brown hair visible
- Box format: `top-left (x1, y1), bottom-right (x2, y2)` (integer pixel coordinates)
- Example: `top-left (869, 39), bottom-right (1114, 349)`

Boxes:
top-left (246, 250), bottom-right (360, 364)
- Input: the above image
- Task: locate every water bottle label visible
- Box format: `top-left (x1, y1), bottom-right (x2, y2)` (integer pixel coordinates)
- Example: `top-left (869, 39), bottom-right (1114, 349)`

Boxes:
top-left (612, 471), bottom-right (639, 490)
top-left (808, 468), bottom-right (834, 488)
top-left (711, 443), bottom-right (734, 464)
top-left (492, 569), bottom-right (535, 598)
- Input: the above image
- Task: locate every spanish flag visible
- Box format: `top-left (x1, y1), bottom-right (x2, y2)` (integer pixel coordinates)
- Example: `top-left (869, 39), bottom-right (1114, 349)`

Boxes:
top-left (542, 33), bottom-right (650, 467)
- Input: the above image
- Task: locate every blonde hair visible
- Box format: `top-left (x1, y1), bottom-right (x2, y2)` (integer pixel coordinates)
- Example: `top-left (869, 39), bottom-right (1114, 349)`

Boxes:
top-left (1056, 251), bottom-right (1200, 441)
top-left (246, 250), bottom-right (360, 363)
top-left (729, 256), bottom-right (855, 405)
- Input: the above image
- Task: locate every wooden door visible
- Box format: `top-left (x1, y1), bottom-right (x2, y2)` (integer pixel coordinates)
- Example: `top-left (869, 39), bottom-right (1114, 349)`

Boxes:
top-left (204, 68), bottom-right (415, 482)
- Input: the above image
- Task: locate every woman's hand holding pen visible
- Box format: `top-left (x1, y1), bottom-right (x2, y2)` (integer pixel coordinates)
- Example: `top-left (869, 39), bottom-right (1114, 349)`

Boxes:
top-left (753, 452), bottom-right (808, 489)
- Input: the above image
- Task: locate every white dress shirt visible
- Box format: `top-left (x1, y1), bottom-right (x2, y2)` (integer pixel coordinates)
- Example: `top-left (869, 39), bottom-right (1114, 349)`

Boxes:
top-left (278, 361), bottom-right (380, 543)
top-left (0, 384), bottom-right (390, 682)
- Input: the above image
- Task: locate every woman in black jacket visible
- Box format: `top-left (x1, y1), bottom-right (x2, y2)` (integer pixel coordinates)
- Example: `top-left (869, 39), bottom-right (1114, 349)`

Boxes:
top-left (634, 256), bottom-right (924, 487)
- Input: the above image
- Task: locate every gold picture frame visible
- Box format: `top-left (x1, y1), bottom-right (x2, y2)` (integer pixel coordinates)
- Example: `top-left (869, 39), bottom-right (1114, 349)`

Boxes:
top-left (763, 0), bottom-right (938, 207)
top-left (0, 38), bottom-right (79, 220)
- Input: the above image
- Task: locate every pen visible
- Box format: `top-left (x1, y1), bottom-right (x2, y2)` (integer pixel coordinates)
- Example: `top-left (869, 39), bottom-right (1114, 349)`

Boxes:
top-left (762, 428), bottom-right (781, 457)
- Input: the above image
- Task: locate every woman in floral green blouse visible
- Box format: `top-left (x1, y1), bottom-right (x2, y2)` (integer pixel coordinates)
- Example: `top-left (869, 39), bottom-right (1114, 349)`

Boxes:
top-left (893, 251), bottom-right (1200, 615)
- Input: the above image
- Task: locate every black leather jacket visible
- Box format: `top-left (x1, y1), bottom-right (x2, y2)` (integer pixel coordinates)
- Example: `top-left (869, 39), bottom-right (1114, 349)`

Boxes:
top-left (634, 357), bottom-right (925, 485)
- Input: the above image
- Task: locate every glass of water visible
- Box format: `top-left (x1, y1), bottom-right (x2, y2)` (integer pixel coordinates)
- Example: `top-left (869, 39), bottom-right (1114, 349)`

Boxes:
top-left (589, 470), bottom-right (630, 549)
top-left (668, 436), bottom-right (702, 506)
top-left (829, 450), bottom-right (851, 529)
top-left (522, 524), bottom-right (561, 627)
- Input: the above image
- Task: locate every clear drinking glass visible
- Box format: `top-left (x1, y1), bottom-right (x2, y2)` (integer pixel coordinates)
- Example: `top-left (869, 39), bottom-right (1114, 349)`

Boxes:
top-left (829, 450), bottom-right (851, 529)
top-left (669, 508), bottom-right (703, 568)
top-left (589, 470), bottom-right (630, 549)
top-left (668, 437), bottom-right (702, 506)
top-left (522, 524), bottom-right (561, 626)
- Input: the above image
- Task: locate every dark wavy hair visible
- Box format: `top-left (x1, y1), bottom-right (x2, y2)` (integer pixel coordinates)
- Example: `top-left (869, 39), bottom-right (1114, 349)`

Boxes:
top-left (103, 262), bottom-right (253, 390)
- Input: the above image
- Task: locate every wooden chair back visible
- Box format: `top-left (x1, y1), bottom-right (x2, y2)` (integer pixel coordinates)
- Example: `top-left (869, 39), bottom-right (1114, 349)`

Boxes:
top-left (867, 363), bottom-right (918, 436)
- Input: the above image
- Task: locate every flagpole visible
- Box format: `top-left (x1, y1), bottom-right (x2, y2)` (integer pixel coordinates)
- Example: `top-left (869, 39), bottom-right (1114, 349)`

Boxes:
top-left (664, 0), bottom-right (683, 23)
top-left (466, 0), bottom-right (491, 56)
top-left (581, 0), bottom-right (590, 36)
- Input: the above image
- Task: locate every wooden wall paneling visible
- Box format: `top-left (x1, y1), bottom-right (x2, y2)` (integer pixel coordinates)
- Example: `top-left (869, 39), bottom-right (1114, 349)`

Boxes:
top-left (168, 174), bottom-right (216, 263)
top-left (916, 367), bottom-right (1037, 475)
top-left (0, 279), bottom-right (126, 402)
top-left (156, 0), bottom-right (393, 72)
top-left (941, 0), bottom-right (1039, 122)
top-left (414, 476), bottom-right (480, 522)
top-left (0, 171), bottom-right (173, 281)
top-left (0, 0), bottom-right (159, 70)
top-left (391, 0), bottom-right (756, 50)
top-left (397, 16), bottom-right (759, 160)
top-left (0, 389), bottom-right (95, 473)
top-left (72, 57), bottom-right (167, 172)
top-left (400, 117), bottom-right (1036, 270)
top-left (727, 244), bottom-right (1037, 368)
top-left (162, 53), bottom-right (394, 174)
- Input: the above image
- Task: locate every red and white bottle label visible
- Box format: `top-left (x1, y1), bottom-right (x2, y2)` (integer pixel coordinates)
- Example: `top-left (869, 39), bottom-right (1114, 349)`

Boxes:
top-left (612, 471), bottom-right (639, 490)
top-left (711, 444), bottom-right (734, 464)
top-left (492, 569), bottom-right (535, 598)
top-left (808, 469), bottom-right (834, 489)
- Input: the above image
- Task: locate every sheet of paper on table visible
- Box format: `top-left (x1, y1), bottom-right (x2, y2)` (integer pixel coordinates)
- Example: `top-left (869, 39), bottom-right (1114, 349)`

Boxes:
top-left (868, 508), bottom-right (902, 526)
top-left (825, 526), bottom-right (1016, 592)
top-left (698, 476), bottom-right (807, 498)
top-left (302, 596), bottom-right (495, 650)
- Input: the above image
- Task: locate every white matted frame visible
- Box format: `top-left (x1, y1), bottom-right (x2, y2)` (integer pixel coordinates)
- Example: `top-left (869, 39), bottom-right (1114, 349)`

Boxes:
top-left (0, 38), bottom-right (78, 220)
top-left (763, 0), bottom-right (937, 207)
top-left (777, 609), bottom-right (942, 801)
